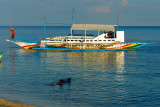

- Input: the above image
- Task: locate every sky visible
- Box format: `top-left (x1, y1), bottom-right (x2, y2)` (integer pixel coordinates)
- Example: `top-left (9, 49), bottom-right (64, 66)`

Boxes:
top-left (0, 0), bottom-right (160, 26)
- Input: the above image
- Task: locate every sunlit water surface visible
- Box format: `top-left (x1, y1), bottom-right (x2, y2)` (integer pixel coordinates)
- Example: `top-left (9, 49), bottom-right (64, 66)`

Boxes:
top-left (0, 26), bottom-right (160, 107)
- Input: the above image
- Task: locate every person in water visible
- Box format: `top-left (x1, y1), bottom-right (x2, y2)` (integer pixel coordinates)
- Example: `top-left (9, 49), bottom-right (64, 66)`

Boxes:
top-left (66, 78), bottom-right (71, 83)
top-left (10, 28), bottom-right (15, 40)
top-left (52, 78), bottom-right (71, 86)
top-left (56, 80), bottom-right (64, 85)
top-left (61, 78), bottom-right (71, 83)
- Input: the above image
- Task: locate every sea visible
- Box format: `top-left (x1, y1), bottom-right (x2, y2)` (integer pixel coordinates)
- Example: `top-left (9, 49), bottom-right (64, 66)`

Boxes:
top-left (0, 26), bottom-right (160, 107)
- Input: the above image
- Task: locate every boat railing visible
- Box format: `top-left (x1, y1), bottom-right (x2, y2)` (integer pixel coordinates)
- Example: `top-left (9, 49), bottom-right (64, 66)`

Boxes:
top-left (68, 34), bottom-right (94, 36)
top-left (49, 36), bottom-right (94, 40)
top-left (67, 36), bottom-right (94, 39)
top-left (50, 36), bottom-right (66, 40)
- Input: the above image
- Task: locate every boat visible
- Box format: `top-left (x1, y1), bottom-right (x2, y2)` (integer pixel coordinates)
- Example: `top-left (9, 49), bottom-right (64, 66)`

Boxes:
top-left (6, 10), bottom-right (148, 51)
top-left (0, 52), bottom-right (4, 62)
top-left (6, 24), bottom-right (147, 51)
top-left (39, 24), bottom-right (147, 50)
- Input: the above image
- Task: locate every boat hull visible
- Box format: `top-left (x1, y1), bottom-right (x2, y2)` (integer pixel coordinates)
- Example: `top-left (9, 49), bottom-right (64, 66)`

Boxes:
top-left (32, 42), bottom-right (147, 51)
top-left (42, 42), bottom-right (146, 50)
top-left (6, 39), bottom-right (147, 51)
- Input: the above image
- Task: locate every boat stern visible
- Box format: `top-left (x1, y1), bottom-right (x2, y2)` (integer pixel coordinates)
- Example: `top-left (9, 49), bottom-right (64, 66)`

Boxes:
top-left (115, 31), bottom-right (124, 42)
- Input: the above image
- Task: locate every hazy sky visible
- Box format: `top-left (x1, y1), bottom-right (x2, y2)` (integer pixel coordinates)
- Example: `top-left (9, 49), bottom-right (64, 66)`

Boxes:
top-left (0, 0), bottom-right (160, 26)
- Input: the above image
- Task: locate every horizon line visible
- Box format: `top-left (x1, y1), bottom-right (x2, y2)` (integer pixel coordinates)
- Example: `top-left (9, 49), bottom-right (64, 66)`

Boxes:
top-left (1, 25), bottom-right (160, 27)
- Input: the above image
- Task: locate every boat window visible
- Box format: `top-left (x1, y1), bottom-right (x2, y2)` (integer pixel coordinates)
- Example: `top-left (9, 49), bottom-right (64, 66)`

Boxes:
top-left (108, 40), bottom-right (111, 41)
top-left (90, 40), bottom-right (93, 42)
top-left (75, 40), bottom-right (77, 41)
top-left (71, 40), bottom-right (74, 41)
top-left (86, 40), bottom-right (89, 42)
top-left (103, 40), bottom-right (106, 41)
top-left (67, 40), bottom-right (70, 41)
top-left (99, 40), bottom-right (102, 41)
top-left (94, 40), bottom-right (97, 41)
top-left (112, 40), bottom-right (115, 41)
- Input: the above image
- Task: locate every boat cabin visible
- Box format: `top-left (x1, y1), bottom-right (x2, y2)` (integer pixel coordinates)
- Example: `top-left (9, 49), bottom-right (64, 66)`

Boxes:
top-left (68, 24), bottom-right (124, 43)
top-left (43, 24), bottom-right (124, 45)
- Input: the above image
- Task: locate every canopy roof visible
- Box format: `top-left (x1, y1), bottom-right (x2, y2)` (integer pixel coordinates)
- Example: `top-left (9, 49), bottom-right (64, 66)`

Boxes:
top-left (71, 24), bottom-right (115, 31)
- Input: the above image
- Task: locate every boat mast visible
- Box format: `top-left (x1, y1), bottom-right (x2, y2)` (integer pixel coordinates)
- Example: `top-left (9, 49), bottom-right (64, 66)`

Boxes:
top-left (117, 12), bottom-right (119, 31)
top-left (72, 7), bottom-right (74, 25)
top-left (43, 12), bottom-right (46, 39)
top-left (71, 7), bottom-right (74, 37)
top-left (114, 12), bottom-right (119, 39)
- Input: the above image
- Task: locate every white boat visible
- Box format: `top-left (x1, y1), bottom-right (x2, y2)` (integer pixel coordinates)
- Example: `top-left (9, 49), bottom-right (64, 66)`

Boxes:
top-left (39, 24), bottom-right (146, 50)
top-left (6, 8), bottom-right (149, 51)
top-left (6, 24), bottom-right (147, 51)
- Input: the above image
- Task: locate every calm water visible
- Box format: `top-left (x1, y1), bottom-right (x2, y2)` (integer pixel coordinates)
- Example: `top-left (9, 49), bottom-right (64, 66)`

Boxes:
top-left (0, 26), bottom-right (160, 107)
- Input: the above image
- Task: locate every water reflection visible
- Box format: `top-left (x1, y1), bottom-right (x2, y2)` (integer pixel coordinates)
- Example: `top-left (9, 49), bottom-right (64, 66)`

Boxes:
top-left (11, 50), bottom-right (126, 75)
top-left (10, 51), bottom-right (15, 72)
top-left (3, 49), bottom-right (128, 106)
top-left (0, 63), bottom-right (2, 68)
top-left (115, 52), bottom-right (125, 74)
top-left (41, 51), bottom-right (125, 73)
top-left (16, 49), bottom-right (37, 53)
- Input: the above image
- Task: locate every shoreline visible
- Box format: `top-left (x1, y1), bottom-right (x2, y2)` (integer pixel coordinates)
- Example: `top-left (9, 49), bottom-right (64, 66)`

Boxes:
top-left (0, 99), bottom-right (36, 107)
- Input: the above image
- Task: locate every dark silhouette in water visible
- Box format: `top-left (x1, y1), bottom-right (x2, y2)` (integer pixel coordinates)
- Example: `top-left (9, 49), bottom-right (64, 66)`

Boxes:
top-left (52, 78), bottom-right (71, 86)
top-left (153, 73), bottom-right (160, 74)
top-left (64, 78), bottom-right (71, 83)
top-left (67, 78), bottom-right (71, 83)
